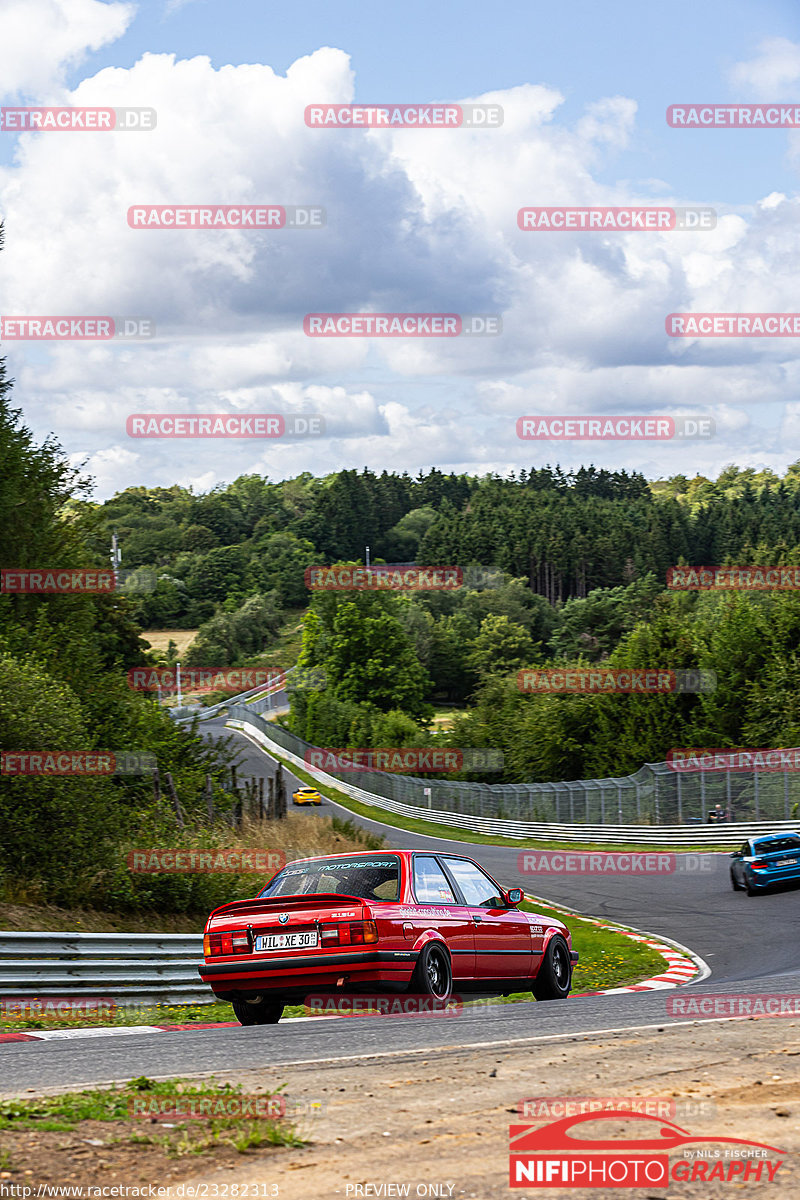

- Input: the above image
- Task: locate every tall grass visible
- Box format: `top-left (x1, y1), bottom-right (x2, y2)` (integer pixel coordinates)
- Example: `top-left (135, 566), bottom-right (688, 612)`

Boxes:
top-left (1, 813), bottom-right (385, 918)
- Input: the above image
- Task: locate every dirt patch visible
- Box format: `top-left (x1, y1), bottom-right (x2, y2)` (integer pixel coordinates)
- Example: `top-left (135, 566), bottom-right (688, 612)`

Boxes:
top-left (140, 631), bottom-right (198, 656)
top-left (0, 1116), bottom-right (299, 1188)
top-left (2, 1018), bottom-right (798, 1195)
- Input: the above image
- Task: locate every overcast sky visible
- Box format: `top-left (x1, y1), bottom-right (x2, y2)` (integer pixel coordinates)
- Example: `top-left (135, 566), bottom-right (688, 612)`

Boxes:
top-left (1, 0), bottom-right (800, 499)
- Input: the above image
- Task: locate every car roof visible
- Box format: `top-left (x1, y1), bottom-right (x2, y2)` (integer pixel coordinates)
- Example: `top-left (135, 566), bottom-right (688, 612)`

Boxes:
top-left (283, 849), bottom-right (479, 866)
top-left (753, 832), bottom-right (800, 844)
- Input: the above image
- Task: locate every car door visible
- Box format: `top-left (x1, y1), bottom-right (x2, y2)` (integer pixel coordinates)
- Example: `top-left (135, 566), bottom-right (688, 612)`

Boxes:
top-left (737, 839), bottom-right (754, 885)
top-left (409, 855), bottom-right (476, 979)
top-left (732, 840), bottom-right (751, 885)
top-left (439, 856), bottom-right (533, 980)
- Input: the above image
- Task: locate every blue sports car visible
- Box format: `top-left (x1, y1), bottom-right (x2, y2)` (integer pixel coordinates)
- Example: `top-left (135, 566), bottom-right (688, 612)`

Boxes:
top-left (730, 832), bottom-right (800, 896)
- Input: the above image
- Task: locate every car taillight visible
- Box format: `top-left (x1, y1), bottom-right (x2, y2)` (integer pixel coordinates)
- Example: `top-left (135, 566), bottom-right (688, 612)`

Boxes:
top-left (204, 928), bottom-right (250, 956)
top-left (751, 860), bottom-right (768, 870)
top-left (319, 920), bottom-right (378, 945)
top-left (349, 920), bottom-right (378, 944)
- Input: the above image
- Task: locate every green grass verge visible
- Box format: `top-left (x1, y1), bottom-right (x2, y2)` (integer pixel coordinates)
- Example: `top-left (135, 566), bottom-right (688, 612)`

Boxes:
top-left (254, 737), bottom-right (735, 853)
top-left (0, 1076), bottom-right (305, 1150)
top-left (520, 898), bottom-right (666, 994)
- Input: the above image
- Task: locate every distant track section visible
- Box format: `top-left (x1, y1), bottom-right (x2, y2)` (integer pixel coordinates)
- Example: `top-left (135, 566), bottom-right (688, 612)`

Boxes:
top-left (228, 715), bottom-right (798, 846)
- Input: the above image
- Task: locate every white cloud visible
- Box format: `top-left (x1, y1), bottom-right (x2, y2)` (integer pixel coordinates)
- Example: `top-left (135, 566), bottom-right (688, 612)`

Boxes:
top-left (2, 44), bottom-right (800, 495)
top-left (0, 0), bottom-right (135, 100)
top-left (729, 37), bottom-right (800, 99)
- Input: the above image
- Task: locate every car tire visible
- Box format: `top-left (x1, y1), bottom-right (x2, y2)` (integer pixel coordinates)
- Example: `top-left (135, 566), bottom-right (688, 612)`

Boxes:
top-left (231, 996), bottom-right (284, 1026)
top-left (730, 870), bottom-right (743, 891)
top-left (409, 941), bottom-right (452, 1003)
top-left (746, 882), bottom-right (759, 896)
top-left (532, 936), bottom-right (572, 1001)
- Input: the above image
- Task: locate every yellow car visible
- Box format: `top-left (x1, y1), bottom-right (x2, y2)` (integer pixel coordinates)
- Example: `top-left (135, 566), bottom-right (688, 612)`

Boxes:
top-left (292, 786), bottom-right (323, 806)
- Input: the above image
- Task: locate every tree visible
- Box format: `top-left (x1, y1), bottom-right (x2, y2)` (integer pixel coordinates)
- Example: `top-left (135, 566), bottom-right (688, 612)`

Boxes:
top-left (184, 592), bottom-right (283, 668)
top-left (427, 613), bottom-right (477, 701)
top-left (252, 531), bottom-right (316, 607)
top-left (467, 614), bottom-right (538, 681)
top-left (293, 591), bottom-right (431, 724)
top-left (327, 598), bottom-right (430, 716)
top-left (182, 524), bottom-right (220, 552)
top-left (185, 545), bottom-right (249, 603)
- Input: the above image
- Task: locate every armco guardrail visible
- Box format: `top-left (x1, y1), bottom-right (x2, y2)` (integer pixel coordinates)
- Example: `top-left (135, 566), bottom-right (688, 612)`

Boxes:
top-left (172, 665), bottom-right (324, 722)
top-left (170, 669), bottom-right (293, 721)
top-left (0, 932), bottom-right (211, 1006)
top-left (227, 710), bottom-right (800, 846)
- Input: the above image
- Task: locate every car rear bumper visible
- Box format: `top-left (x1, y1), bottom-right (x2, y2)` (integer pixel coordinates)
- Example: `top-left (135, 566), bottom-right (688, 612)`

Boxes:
top-left (748, 869), bottom-right (800, 887)
top-left (198, 949), bottom-right (418, 993)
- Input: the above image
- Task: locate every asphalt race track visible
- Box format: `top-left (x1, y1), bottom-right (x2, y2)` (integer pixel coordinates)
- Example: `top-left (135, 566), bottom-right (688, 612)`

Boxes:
top-left (4, 720), bottom-right (799, 1093)
top-left (203, 720), bottom-right (800, 984)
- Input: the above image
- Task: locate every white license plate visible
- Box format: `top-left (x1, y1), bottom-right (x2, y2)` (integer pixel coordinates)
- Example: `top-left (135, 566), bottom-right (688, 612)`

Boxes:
top-left (775, 858), bottom-right (798, 867)
top-left (255, 931), bottom-right (318, 952)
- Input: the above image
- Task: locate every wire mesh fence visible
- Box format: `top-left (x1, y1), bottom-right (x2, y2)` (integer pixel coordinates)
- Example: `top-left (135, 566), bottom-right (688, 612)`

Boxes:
top-left (225, 707), bottom-right (800, 828)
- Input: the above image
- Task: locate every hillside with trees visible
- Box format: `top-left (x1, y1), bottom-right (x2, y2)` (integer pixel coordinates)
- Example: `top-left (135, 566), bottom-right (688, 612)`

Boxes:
top-left (74, 452), bottom-right (800, 790)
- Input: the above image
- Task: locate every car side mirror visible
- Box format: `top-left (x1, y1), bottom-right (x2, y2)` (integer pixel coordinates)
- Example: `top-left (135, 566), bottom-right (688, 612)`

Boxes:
top-left (729, 851), bottom-right (741, 859)
top-left (506, 888), bottom-right (523, 905)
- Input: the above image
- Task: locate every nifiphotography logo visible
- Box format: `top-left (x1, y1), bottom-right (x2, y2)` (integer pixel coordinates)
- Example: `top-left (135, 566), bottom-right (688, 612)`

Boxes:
top-left (509, 1111), bottom-right (785, 1188)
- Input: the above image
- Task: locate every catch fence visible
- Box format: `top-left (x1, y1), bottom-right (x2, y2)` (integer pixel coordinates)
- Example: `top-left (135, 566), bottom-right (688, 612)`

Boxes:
top-left (224, 707), bottom-right (800, 835)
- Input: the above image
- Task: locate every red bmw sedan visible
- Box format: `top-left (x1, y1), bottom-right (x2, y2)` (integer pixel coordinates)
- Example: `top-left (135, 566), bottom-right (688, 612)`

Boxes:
top-left (198, 849), bottom-right (578, 1025)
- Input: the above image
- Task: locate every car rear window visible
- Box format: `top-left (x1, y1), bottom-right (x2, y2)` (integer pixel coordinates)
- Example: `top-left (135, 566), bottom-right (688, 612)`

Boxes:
top-left (258, 856), bottom-right (401, 901)
top-left (754, 836), bottom-right (800, 855)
